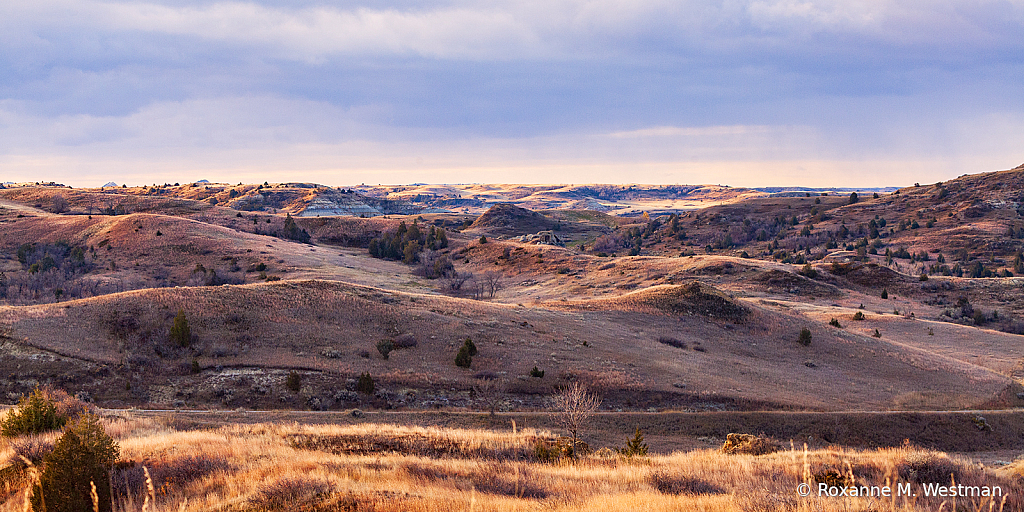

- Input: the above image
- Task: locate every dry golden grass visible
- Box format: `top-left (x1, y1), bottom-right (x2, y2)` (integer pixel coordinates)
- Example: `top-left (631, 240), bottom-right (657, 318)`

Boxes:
top-left (0, 414), bottom-right (1018, 512)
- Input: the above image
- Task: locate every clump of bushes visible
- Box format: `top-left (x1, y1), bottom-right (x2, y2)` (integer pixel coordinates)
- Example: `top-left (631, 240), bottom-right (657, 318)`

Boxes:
top-left (530, 366), bottom-right (545, 378)
top-left (280, 213), bottom-right (311, 243)
top-left (829, 318), bottom-right (843, 328)
top-left (1, 387), bottom-right (91, 438)
top-left (534, 438), bottom-right (582, 462)
top-left (799, 263), bottom-right (818, 279)
top-left (369, 220), bottom-right (448, 263)
top-left (720, 433), bottom-right (779, 455)
top-left (852, 311), bottom-right (865, 321)
top-left (1, 387), bottom-right (68, 437)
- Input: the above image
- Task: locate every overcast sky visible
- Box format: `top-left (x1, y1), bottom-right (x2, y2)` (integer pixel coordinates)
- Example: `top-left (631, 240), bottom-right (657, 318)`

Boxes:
top-left (1, 0), bottom-right (1022, 188)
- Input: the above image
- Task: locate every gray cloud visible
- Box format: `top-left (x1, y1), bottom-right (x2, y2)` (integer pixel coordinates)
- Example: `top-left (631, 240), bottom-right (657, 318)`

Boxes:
top-left (1, 0), bottom-right (1022, 186)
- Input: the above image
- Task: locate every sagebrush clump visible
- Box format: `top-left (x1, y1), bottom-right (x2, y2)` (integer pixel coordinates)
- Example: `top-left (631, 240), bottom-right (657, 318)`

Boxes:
top-left (720, 433), bottom-right (779, 456)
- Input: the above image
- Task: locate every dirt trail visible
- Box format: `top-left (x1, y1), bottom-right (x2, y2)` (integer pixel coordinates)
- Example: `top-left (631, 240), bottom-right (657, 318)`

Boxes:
top-left (0, 199), bottom-right (48, 215)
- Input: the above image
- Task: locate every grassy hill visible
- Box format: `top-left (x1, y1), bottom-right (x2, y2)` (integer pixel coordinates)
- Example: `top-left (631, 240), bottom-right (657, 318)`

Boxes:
top-left (1, 166), bottom-right (1024, 415)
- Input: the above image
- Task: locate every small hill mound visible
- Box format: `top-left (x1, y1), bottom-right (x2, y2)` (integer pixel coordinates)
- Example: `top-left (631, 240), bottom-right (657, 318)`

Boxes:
top-left (752, 269), bottom-right (843, 297)
top-left (558, 282), bottom-right (749, 321)
top-left (828, 262), bottom-right (906, 288)
top-left (468, 204), bottom-right (555, 236)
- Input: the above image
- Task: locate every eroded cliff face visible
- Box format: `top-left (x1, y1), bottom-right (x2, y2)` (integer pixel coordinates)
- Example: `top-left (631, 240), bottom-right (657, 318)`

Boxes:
top-left (298, 196), bottom-right (383, 217)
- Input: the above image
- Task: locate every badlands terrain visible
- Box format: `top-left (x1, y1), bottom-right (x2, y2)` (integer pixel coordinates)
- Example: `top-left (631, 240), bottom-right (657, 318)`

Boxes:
top-left (1, 165), bottom-right (1024, 510)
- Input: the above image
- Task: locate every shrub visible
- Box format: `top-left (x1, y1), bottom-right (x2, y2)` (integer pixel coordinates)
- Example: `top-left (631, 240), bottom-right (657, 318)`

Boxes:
top-left (534, 438), bottom-right (575, 462)
top-left (251, 476), bottom-right (331, 509)
top-left (376, 339), bottom-right (394, 359)
top-left (1, 388), bottom-right (67, 437)
top-left (618, 427), bottom-right (648, 457)
top-left (897, 451), bottom-right (970, 484)
top-left (190, 359), bottom-right (201, 374)
top-left (650, 472), bottom-right (725, 495)
top-left (797, 328), bottom-right (812, 346)
top-left (848, 192), bottom-right (859, 204)
top-left (32, 414), bottom-right (118, 512)
top-left (799, 263), bottom-right (818, 279)
top-left (852, 311), bottom-right (865, 321)
top-left (720, 433), bottom-right (779, 455)
top-left (829, 318), bottom-right (842, 328)
top-left (919, 273), bottom-right (929, 281)
top-left (530, 366), bottom-right (545, 378)
top-left (356, 373), bottom-right (374, 395)
top-left (656, 336), bottom-right (686, 349)
top-left (479, 235), bottom-right (488, 244)
top-left (169, 308), bottom-right (191, 348)
top-left (463, 338), bottom-right (478, 356)
top-left (285, 371), bottom-right (302, 393)
top-left (393, 333), bottom-right (418, 349)
top-left (973, 310), bottom-right (986, 325)
top-left (873, 329), bottom-right (881, 338)
top-left (10, 434), bottom-right (56, 465)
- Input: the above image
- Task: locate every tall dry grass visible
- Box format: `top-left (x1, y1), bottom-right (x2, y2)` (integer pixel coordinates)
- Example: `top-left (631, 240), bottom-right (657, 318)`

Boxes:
top-left (0, 414), bottom-right (1017, 511)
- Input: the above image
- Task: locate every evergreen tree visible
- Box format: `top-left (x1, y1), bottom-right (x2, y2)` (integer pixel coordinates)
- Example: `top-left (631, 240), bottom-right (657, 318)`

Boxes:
top-left (455, 345), bottom-right (472, 368)
top-left (32, 415), bottom-right (118, 512)
top-left (357, 373), bottom-right (375, 395)
top-left (618, 427), bottom-right (649, 457)
top-left (170, 308), bottom-right (191, 347)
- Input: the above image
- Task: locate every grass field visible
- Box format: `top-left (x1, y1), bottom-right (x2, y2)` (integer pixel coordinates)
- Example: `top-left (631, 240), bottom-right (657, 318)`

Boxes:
top-left (1, 410), bottom-right (1021, 512)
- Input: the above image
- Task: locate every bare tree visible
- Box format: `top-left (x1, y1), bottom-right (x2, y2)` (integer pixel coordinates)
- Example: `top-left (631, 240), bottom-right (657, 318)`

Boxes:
top-left (440, 270), bottom-right (473, 293)
top-left (481, 270), bottom-right (503, 299)
top-left (467, 277), bottom-right (484, 300)
top-left (552, 381), bottom-right (601, 457)
top-left (475, 378), bottom-right (507, 416)
top-left (51, 194), bottom-right (68, 214)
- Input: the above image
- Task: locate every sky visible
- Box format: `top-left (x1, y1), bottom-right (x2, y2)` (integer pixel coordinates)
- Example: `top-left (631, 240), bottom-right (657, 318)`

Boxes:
top-left (1, 0), bottom-right (1023, 188)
